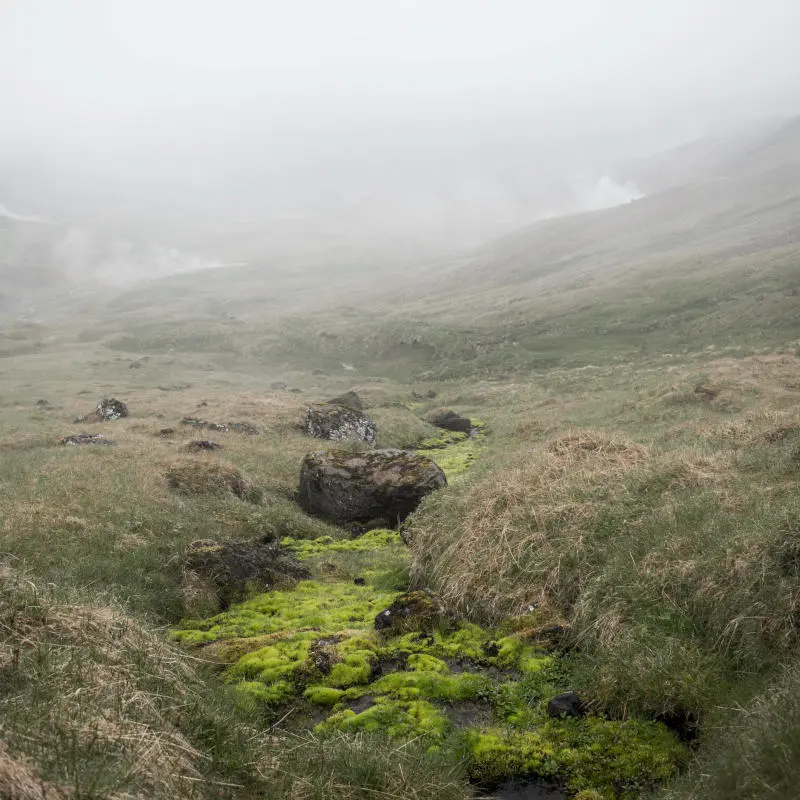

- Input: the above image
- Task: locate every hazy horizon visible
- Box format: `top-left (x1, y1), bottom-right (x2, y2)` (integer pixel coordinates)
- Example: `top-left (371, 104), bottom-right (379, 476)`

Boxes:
top-left (2, 0), bottom-right (799, 268)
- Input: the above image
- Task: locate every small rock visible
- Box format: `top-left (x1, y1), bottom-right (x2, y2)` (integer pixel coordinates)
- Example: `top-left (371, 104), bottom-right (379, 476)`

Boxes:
top-left (326, 390), bottom-right (364, 412)
top-left (59, 433), bottom-right (114, 446)
top-left (309, 635), bottom-right (343, 675)
top-left (374, 589), bottom-right (447, 634)
top-left (180, 417), bottom-right (261, 435)
top-left (96, 397), bottom-right (129, 421)
top-left (547, 692), bottom-right (586, 719)
top-left (186, 439), bottom-right (222, 451)
top-left (427, 409), bottom-right (472, 434)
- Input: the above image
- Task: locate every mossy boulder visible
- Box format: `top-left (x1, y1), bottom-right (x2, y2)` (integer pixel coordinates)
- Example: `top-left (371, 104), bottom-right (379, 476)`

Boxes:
top-left (181, 537), bottom-right (310, 614)
top-left (374, 589), bottom-right (447, 634)
top-left (305, 403), bottom-right (377, 444)
top-left (298, 449), bottom-right (446, 528)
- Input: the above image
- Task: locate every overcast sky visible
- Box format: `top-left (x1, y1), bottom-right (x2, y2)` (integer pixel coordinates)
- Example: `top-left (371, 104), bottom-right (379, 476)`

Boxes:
top-left (1, 1), bottom-right (799, 238)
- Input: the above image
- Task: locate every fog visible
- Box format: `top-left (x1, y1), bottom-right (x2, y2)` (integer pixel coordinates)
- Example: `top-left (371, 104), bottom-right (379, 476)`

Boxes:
top-left (1, 0), bottom-right (799, 270)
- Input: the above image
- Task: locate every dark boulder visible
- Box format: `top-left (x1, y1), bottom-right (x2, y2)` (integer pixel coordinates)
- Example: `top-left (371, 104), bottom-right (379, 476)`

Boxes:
top-left (59, 433), bottom-right (114, 446)
top-left (96, 398), bottom-right (129, 421)
top-left (374, 589), bottom-right (447, 634)
top-left (182, 537), bottom-right (310, 614)
top-left (427, 409), bottom-right (472, 434)
top-left (305, 404), bottom-right (377, 445)
top-left (299, 448), bottom-right (446, 528)
top-left (326, 390), bottom-right (364, 412)
top-left (546, 692), bottom-right (586, 719)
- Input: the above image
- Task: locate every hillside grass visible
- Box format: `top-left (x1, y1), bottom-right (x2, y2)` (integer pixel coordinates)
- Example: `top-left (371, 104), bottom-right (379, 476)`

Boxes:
top-left (0, 235), bottom-right (798, 798)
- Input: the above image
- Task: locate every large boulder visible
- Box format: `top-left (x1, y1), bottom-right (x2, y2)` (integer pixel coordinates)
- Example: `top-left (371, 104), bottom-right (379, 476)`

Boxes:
top-left (298, 448), bottom-right (446, 528)
top-left (427, 409), bottom-right (472, 434)
top-left (305, 403), bottom-right (377, 445)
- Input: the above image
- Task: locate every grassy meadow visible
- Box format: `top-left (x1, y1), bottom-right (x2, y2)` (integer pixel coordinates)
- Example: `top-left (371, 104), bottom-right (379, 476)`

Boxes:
top-left (0, 232), bottom-right (799, 799)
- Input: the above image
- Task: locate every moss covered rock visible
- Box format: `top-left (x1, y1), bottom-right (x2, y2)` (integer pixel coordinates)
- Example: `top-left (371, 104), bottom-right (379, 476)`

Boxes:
top-left (298, 449), bottom-right (446, 528)
top-left (374, 589), bottom-right (447, 634)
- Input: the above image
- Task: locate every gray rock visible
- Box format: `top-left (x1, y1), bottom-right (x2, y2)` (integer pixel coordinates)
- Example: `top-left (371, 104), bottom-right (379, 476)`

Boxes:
top-left (305, 404), bottom-right (377, 444)
top-left (59, 433), bottom-right (114, 446)
top-left (298, 448), bottom-right (446, 527)
top-left (96, 398), bottom-right (129, 421)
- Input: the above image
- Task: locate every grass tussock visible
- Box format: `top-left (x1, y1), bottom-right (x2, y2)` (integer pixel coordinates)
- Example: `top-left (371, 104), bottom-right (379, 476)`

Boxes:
top-left (0, 568), bottom-right (266, 799)
top-left (0, 743), bottom-right (68, 800)
top-left (409, 418), bottom-right (800, 722)
top-left (262, 731), bottom-right (472, 800)
top-left (165, 456), bottom-right (254, 499)
top-left (409, 429), bottom-right (649, 622)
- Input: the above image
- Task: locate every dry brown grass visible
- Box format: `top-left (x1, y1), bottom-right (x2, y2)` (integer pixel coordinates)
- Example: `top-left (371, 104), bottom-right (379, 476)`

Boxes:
top-left (408, 429), bottom-right (649, 621)
top-left (165, 455), bottom-right (253, 498)
top-left (0, 570), bottom-right (225, 799)
top-left (0, 744), bottom-right (68, 800)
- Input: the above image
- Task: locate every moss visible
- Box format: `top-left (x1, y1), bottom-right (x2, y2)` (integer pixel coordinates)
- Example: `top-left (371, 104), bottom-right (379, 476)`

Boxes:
top-left (281, 529), bottom-right (402, 559)
top-left (416, 419), bottom-right (486, 481)
top-left (305, 686), bottom-right (345, 706)
top-left (407, 653), bottom-right (449, 674)
top-left (370, 669), bottom-right (492, 703)
top-left (320, 699), bottom-right (451, 740)
top-left (173, 514), bottom-right (685, 797)
top-left (173, 580), bottom-right (396, 643)
top-left (234, 678), bottom-right (295, 706)
top-left (463, 716), bottom-right (686, 797)
top-left (328, 652), bottom-right (375, 688)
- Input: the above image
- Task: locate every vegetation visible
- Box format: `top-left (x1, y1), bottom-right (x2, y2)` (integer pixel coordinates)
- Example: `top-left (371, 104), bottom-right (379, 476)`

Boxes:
top-left (1, 144), bottom-right (799, 796)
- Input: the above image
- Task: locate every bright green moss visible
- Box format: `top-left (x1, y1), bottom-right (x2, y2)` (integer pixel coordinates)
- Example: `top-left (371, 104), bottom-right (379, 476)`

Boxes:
top-left (304, 686), bottom-right (345, 706)
top-left (463, 716), bottom-right (686, 798)
top-left (328, 652), bottom-right (375, 688)
top-left (229, 639), bottom-right (303, 682)
top-left (417, 419), bottom-right (485, 481)
top-left (281, 529), bottom-right (402, 559)
top-left (320, 699), bottom-right (451, 740)
top-left (375, 670), bottom-right (491, 703)
top-left (173, 580), bottom-right (396, 644)
top-left (407, 653), bottom-right (449, 673)
top-left (234, 678), bottom-right (295, 706)
top-left (173, 504), bottom-right (685, 797)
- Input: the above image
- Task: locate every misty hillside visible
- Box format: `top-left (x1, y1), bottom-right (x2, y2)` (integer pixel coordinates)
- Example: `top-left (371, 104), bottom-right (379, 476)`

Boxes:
top-left (411, 115), bottom-right (800, 316)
